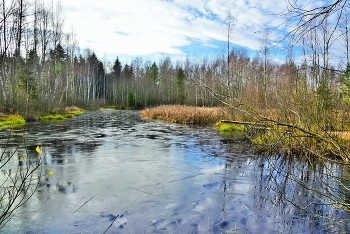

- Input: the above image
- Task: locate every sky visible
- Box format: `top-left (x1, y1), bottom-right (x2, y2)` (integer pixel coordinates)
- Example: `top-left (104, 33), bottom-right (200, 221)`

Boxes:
top-left (57, 0), bottom-right (290, 64)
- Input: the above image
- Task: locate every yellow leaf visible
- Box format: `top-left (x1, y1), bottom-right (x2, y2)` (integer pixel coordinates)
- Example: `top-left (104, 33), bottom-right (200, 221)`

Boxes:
top-left (8, 186), bottom-right (14, 189)
top-left (19, 157), bottom-right (24, 161)
top-left (48, 171), bottom-right (54, 175)
top-left (36, 146), bottom-right (41, 154)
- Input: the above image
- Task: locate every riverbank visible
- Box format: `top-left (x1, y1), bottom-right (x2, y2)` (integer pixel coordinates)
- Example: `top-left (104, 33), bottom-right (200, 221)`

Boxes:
top-left (39, 106), bottom-right (84, 121)
top-left (0, 106), bottom-right (84, 128)
top-left (0, 114), bottom-right (25, 128)
top-left (141, 105), bottom-right (350, 159)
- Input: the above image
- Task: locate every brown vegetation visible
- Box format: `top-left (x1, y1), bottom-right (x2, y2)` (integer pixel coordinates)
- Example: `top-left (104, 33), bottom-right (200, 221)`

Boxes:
top-left (141, 105), bottom-right (232, 124)
top-left (141, 104), bottom-right (350, 161)
top-left (64, 106), bottom-right (81, 112)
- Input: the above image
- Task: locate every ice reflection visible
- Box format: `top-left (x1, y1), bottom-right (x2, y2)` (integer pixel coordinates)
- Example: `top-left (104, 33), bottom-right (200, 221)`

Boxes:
top-left (0, 110), bottom-right (349, 233)
top-left (195, 150), bottom-right (350, 233)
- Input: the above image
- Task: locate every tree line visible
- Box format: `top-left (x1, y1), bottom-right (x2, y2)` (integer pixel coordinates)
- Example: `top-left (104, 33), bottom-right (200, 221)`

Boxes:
top-left (0, 0), bottom-right (350, 126)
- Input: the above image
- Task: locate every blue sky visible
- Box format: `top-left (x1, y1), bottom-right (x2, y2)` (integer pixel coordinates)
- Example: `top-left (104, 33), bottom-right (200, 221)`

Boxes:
top-left (58, 0), bottom-right (290, 64)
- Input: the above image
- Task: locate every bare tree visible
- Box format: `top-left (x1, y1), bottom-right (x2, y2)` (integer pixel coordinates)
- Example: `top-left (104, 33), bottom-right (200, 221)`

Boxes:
top-left (261, 30), bottom-right (270, 110)
top-left (226, 10), bottom-right (233, 89)
top-left (284, 0), bottom-right (347, 43)
top-left (339, 3), bottom-right (350, 63)
top-left (50, 0), bottom-right (63, 48)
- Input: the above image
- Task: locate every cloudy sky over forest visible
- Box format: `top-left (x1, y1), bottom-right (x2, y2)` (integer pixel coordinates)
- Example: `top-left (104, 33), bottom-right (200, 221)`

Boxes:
top-left (58, 0), bottom-right (292, 62)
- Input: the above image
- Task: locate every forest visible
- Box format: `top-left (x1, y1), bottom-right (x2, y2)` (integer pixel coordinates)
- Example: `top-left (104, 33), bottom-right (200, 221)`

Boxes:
top-left (0, 0), bottom-right (347, 113)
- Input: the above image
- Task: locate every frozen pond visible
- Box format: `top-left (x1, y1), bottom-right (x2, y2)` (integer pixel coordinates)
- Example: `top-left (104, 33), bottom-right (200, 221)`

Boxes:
top-left (1, 109), bottom-right (349, 233)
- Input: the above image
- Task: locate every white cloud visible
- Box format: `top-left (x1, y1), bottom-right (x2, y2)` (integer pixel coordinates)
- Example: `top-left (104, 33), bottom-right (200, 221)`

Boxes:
top-left (56, 0), bottom-right (288, 62)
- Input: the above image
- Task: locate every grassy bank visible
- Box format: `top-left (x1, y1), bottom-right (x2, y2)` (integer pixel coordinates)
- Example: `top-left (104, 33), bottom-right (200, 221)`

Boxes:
top-left (141, 105), bottom-right (232, 124)
top-left (40, 106), bottom-right (84, 121)
top-left (0, 106), bottom-right (84, 128)
top-left (0, 114), bottom-right (26, 128)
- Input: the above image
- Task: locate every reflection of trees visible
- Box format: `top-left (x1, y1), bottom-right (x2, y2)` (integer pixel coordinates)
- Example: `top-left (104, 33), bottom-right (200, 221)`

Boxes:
top-left (255, 154), bottom-right (350, 231)
top-left (44, 142), bottom-right (100, 165)
top-left (0, 110), bottom-right (123, 229)
top-left (0, 143), bottom-right (45, 229)
top-left (198, 137), bottom-right (350, 232)
top-left (56, 181), bottom-right (77, 194)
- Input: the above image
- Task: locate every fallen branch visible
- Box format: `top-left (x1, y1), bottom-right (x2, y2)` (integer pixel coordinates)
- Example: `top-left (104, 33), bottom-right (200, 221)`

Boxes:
top-left (220, 116), bottom-right (348, 162)
top-left (102, 214), bottom-right (120, 234)
top-left (220, 120), bottom-right (269, 127)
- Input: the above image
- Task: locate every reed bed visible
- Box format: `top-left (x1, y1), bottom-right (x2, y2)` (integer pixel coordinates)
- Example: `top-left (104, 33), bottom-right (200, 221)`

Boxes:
top-left (141, 105), bottom-right (350, 159)
top-left (141, 105), bottom-right (231, 124)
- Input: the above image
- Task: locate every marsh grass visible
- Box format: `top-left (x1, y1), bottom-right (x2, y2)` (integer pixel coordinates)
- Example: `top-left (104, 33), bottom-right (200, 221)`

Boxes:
top-left (141, 105), bottom-right (232, 124)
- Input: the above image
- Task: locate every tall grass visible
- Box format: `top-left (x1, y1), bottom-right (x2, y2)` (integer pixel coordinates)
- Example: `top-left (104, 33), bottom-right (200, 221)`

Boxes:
top-left (141, 105), bottom-right (232, 124)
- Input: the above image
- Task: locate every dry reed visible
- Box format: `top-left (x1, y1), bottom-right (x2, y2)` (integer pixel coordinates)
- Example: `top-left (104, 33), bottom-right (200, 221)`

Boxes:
top-left (140, 105), bottom-right (231, 124)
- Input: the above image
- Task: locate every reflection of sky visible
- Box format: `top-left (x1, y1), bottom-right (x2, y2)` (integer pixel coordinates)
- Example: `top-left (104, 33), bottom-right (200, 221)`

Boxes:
top-left (0, 110), bottom-right (349, 233)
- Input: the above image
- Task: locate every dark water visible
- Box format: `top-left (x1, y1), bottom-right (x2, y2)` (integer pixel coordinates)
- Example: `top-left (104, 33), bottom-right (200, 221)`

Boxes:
top-left (0, 110), bottom-right (349, 233)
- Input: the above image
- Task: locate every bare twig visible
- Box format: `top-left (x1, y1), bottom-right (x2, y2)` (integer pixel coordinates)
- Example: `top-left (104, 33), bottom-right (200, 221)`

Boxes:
top-left (102, 214), bottom-right (119, 234)
top-left (72, 190), bottom-right (102, 214)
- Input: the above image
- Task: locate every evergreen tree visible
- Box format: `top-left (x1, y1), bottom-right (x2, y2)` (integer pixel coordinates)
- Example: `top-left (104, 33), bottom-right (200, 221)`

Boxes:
top-left (149, 62), bottom-right (159, 83)
top-left (49, 44), bottom-right (67, 61)
top-left (112, 57), bottom-right (122, 78)
top-left (176, 68), bottom-right (185, 105)
top-left (122, 64), bottom-right (133, 79)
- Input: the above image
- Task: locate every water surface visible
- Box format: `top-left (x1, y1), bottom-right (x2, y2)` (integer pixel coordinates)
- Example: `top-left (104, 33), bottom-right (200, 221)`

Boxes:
top-left (0, 110), bottom-right (349, 233)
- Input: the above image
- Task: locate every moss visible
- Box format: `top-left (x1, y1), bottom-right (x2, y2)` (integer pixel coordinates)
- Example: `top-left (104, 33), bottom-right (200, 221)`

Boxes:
top-left (40, 107), bottom-right (84, 121)
top-left (0, 119), bottom-right (25, 127)
top-left (216, 122), bottom-right (245, 133)
top-left (41, 114), bottom-right (65, 120)
top-left (0, 114), bottom-right (26, 128)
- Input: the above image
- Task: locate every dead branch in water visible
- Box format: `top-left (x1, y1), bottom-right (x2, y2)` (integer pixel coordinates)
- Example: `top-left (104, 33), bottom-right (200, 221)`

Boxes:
top-left (102, 214), bottom-right (120, 234)
top-left (220, 120), bottom-right (269, 127)
top-left (199, 83), bottom-right (349, 161)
